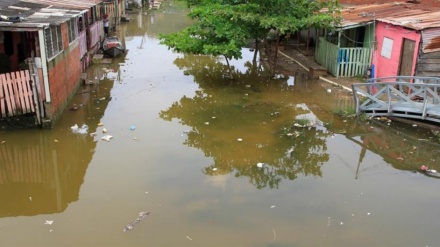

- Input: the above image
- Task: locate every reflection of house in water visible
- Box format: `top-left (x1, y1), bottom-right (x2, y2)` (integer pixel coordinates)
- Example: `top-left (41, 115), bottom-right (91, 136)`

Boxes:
top-left (0, 133), bottom-right (95, 216)
top-left (345, 121), bottom-right (440, 179)
top-left (0, 0), bottom-right (124, 128)
top-left (0, 66), bottom-right (115, 217)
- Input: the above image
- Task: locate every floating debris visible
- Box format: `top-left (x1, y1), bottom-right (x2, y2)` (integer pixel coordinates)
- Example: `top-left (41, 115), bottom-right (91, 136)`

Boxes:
top-left (270, 205), bottom-right (276, 209)
top-left (212, 167), bottom-right (218, 171)
top-left (101, 135), bottom-right (113, 142)
top-left (44, 220), bottom-right (54, 225)
top-left (186, 236), bottom-right (193, 241)
top-left (71, 124), bottom-right (88, 134)
top-left (1, 141), bottom-right (5, 144)
top-left (204, 122), bottom-right (210, 125)
top-left (129, 125), bottom-right (136, 131)
top-left (327, 89), bottom-right (332, 93)
top-left (256, 162), bottom-right (264, 168)
top-left (102, 128), bottom-right (108, 133)
top-left (237, 138), bottom-right (243, 142)
top-left (123, 212), bottom-right (150, 232)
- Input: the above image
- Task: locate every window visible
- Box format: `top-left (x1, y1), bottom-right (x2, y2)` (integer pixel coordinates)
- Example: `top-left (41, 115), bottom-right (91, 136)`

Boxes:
top-left (381, 37), bottom-right (393, 59)
top-left (67, 18), bottom-right (78, 43)
top-left (45, 25), bottom-right (63, 60)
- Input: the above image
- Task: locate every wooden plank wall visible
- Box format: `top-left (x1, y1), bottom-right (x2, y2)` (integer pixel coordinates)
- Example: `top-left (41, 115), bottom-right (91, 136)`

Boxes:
top-left (0, 70), bottom-right (36, 118)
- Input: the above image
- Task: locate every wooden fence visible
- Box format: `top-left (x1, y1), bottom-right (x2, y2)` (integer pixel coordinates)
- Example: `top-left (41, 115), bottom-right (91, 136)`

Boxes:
top-left (316, 37), bottom-right (373, 77)
top-left (0, 70), bottom-right (36, 118)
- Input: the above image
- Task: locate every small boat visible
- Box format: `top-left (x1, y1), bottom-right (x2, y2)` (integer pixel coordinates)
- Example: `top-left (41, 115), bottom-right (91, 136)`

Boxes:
top-left (102, 36), bottom-right (125, 57)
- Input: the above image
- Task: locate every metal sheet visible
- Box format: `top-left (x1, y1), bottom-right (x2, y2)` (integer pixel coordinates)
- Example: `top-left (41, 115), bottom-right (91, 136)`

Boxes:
top-left (422, 28), bottom-right (440, 53)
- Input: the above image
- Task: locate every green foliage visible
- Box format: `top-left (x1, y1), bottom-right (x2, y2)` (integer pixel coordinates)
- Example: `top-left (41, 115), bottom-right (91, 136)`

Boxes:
top-left (160, 0), bottom-right (341, 68)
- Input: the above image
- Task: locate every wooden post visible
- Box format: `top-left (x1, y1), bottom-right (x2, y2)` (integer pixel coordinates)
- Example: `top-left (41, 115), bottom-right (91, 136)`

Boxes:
top-left (30, 79), bottom-right (41, 126)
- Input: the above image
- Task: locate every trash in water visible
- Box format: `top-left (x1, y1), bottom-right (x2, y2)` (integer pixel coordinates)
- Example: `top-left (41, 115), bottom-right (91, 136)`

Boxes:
top-left (204, 122), bottom-right (210, 125)
top-left (237, 138), bottom-right (243, 142)
top-left (101, 135), bottom-right (113, 142)
top-left (270, 205), bottom-right (276, 209)
top-left (1, 141), bottom-right (6, 144)
top-left (129, 125), bottom-right (136, 131)
top-left (102, 128), bottom-right (108, 133)
top-left (186, 236), bottom-right (193, 241)
top-left (257, 162), bottom-right (264, 168)
top-left (71, 124), bottom-right (88, 134)
top-left (54, 140), bottom-right (59, 143)
top-left (123, 211), bottom-right (150, 232)
top-left (97, 122), bottom-right (104, 127)
top-left (45, 220), bottom-right (54, 225)
top-left (212, 167), bottom-right (218, 171)
top-left (327, 89), bottom-right (332, 93)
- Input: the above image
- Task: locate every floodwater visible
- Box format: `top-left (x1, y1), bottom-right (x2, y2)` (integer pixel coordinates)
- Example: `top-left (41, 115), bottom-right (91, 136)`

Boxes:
top-left (1, 2), bottom-right (440, 246)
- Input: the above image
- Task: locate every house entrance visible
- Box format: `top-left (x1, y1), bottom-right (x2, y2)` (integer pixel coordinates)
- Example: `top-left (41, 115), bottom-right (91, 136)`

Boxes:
top-left (398, 38), bottom-right (415, 76)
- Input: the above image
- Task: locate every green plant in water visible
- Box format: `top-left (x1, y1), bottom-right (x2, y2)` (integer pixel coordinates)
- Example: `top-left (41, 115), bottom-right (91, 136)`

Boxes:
top-left (294, 118), bottom-right (311, 127)
top-left (431, 130), bottom-right (440, 142)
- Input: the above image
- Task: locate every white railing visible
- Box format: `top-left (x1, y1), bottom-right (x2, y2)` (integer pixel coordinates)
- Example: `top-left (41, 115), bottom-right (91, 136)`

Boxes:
top-left (352, 76), bottom-right (440, 123)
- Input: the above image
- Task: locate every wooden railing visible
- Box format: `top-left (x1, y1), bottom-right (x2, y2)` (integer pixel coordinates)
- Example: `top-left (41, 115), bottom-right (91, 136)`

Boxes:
top-left (316, 37), bottom-right (373, 77)
top-left (352, 76), bottom-right (440, 123)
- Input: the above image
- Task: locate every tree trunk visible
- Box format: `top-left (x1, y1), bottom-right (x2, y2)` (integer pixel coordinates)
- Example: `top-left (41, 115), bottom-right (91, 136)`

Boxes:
top-left (253, 38), bottom-right (259, 62)
top-left (224, 55), bottom-right (233, 80)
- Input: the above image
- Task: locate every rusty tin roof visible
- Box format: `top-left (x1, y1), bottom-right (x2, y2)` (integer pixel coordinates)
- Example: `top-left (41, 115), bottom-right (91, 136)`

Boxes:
top-left (0, 0), bottom-right (103, 29)
top-left (339, 2), bottom-right (440, 30)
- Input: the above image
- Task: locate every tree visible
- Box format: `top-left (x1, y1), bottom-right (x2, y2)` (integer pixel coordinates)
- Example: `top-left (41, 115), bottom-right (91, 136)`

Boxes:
top-left (160, 0), bottom-right (340, 78)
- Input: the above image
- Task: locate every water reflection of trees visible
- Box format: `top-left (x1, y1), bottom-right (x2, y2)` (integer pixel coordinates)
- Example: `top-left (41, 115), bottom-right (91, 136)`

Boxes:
top-left (160, 54), bottom-right (330, 189)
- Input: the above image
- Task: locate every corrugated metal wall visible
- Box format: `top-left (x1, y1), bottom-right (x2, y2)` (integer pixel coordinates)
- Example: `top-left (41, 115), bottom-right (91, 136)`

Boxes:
top-left (416, 28), bottom-right (440, 78)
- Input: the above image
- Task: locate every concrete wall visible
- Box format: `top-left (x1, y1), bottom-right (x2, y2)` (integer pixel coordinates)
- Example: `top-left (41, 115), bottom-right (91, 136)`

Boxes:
top-left (372, 22), bottom-right (421, 78)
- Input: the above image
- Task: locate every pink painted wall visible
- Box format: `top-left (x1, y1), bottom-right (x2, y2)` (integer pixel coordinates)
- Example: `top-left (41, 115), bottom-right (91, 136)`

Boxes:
top-left (372, 21), bottom-right (421, 78)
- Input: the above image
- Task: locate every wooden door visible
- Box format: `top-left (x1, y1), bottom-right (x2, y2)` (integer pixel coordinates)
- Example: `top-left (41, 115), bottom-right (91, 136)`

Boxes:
top-left (398, 39), bottom-right (415, 76)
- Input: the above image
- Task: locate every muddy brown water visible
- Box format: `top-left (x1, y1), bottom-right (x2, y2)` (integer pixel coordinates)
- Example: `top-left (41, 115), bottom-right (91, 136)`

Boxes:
top-left (1, 2), bottom-right (440, 246)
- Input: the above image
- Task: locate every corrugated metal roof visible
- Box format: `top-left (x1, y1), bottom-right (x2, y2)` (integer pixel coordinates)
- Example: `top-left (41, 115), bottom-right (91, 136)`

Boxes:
top-left (0, 0), bottom-right (103, 29)
top-left (339, 2), bottom-right (440, 30)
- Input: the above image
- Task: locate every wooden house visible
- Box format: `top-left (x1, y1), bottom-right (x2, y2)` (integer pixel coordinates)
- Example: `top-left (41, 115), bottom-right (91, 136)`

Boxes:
top-left (0, 0), bottom-right (109, 128)
top-left (315, 2), bottom-right (440, 78)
